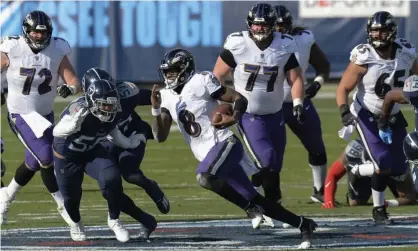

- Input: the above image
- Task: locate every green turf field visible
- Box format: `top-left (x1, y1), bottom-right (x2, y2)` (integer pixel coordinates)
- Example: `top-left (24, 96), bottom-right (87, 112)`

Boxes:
top-left (1, 95), bottom-right (417, 230)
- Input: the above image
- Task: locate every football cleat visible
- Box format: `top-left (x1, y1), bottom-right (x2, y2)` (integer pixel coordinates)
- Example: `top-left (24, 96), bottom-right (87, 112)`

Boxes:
top-left (108, 216), bottom-right (130, 242)
top-left (245, 204), bottom-right (264, 229)
top-left (260, 215), bottom-right (275, 228)
top-left (138, 211), bottom-right (158, 240)
top-left (70, 221), bottom-right (87, 241)
top-left (147, 180), bottom-right (170, 214)
top-left (57, 205), bottom-right (74, 227)
top-left (310, 186), bottom-right (324, 204)
top-left (298, 217), bottom-right (317, 249)
top-left (0, 187), bottom-right (12, 225)
top-left (372, 206), bottom-right (393, 225)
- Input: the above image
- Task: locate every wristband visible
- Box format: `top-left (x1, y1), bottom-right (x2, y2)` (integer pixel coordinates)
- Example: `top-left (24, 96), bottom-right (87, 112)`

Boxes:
top-left (151, 107), bottom-right (161, 116)
top-left (313, 76), bottom-right (325, 86)
top-left (293, 98), bottom-right (303, 107)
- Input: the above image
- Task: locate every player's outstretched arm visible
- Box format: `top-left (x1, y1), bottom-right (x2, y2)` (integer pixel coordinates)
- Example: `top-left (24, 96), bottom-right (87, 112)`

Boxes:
top-left (150, 85), bottom-right (172, 143)
top-left (0, 52), bottom-right (9, 73)
top-left (58, 56), bottom-right (81, 97)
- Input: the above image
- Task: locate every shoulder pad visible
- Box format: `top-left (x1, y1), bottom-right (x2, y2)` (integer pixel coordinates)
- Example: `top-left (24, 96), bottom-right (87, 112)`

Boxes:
top-left (278, 34), bottom-right (298, 54)
top-left (200, 71), bottom-right (221, 85)
top-left (403, 75), bottom-right (418, 93)
top-left (297, 30), bottom-right (315, 46)
top-left (65, 97), bottom-right (86, 117)
top-left (53, 37), bottom-right (71, 56)
top-left (116, 81), bottom-right (140, 99)
top-left (396, 38), bottom-right (417, 59)
top-left (350, 44), bottom-right (375, 65)
top-left (223, 31), bottom-right (246, 54)
top-left (0, 36), bottom-right (20, 54)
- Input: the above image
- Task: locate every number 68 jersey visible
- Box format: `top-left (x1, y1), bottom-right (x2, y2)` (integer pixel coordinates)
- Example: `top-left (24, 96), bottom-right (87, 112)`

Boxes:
top-left (224, 31), bottom-right (298, 115)
top-left (160, 72), bottom-right (233, 161)
top-left (0, 36), bottom-right (71, 115)
top-left (350, 38), bottom-right (416, 115)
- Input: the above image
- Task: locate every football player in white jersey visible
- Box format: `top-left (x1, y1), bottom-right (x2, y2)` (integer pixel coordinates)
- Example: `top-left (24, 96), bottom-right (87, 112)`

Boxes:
top-left (152, 48), bottom-right (317, 249)
top-left (213, 3), bottom-right (305, 209)
top-left (0, 11), bottom-right (81, 225)
top-left (336, 11), bottom-right (418, 224)
top-left (274, 5), bottom-right (330, 203)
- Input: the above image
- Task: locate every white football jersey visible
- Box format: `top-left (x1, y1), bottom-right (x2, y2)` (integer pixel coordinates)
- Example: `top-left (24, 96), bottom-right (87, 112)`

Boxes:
top-left (350, 38), bottom-right (416, 115)
top-left (0, 36), bottom-right (71, 115)
top-left (224, 31), bottom-right (298, 115)
top-left (160, 72), bottom-right (234, 161)
top-left (402, 75), bottom-right (418, 101)
top-left (283, 30), bottom-right (315, 102)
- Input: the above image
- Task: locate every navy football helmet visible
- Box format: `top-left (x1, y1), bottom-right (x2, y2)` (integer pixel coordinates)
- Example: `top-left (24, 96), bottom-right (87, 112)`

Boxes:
top-left (159, 48), bottom-right (195, 90)
top-left (247, 3), bottom-right (277, 42)
top-left (83, 68), bottom-right (120, 122)
top-left (274, 5), bottom-right (292, 34)
top-left (81, 67), bottom-right (114, 92)
top-left (403, 132), bottom-right (418, 165)
top-left (22, 11), bottom-right (53, 51)
top-left (366, 11), bottom-right (397, 49)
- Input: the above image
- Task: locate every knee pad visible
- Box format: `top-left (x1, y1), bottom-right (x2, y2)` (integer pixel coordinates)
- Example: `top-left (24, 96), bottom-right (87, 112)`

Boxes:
top-left (260, 148), bottom-right (276, 168)
top-left (371, 173), bottom-right (389, 192)
top-left (196, 172), bottom-right (226, 192)
top-left (38, 145), bottom-right (53, 168)
top-left (309, 152), bottom-right (327, 166)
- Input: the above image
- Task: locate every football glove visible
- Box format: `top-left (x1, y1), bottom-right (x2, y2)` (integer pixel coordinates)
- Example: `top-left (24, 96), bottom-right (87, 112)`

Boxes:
top-left (339, 104), bottom-right (356, 126)
top-left (305, 81), bottom-right (321, 99)
top-left (57, 84), bottom-right (77, 98)
top-left (293, 104), bottom-right (305, 124)
top-left (379, 128), bottom-right (392, 144)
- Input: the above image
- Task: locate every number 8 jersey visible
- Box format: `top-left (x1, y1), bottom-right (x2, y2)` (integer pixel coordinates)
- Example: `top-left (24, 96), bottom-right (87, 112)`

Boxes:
top-left (0, 36), bottom-right (71, 115)
top-left (160, 72), bottom-right (233, 161)
top-left (350, 38), bottom-right (416, 115)
top-left (223, 31), bottom-right (298, 115)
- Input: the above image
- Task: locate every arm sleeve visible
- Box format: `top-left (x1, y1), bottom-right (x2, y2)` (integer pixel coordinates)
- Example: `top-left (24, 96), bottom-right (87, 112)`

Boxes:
top-left (284, 53), bottom-right (300, 72)
top-left (219, 49), bottom-right (237, 68)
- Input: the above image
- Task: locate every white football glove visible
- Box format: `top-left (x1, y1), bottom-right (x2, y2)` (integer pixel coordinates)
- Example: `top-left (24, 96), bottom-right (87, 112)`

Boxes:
top-left (127, 131), bottom-right (147, 148)
top-left (108, 128), bottom-right (146, 149)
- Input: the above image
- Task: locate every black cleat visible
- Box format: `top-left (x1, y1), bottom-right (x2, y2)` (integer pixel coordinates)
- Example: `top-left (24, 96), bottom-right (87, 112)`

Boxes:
top-left (372, 206), bottom-right (393, 225)
top-left (310, 186), bottom-right (324, 204)
top-left (147, 180), bottom-right (170, 214)
top-left (299, 217), bottom-right (317, 249)
top-left (138, 213), bottom-right (158, 240)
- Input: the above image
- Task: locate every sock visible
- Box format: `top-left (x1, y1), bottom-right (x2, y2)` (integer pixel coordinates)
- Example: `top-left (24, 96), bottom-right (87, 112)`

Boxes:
top-left (385, 199), bottom-right (399, 207)
top-left (354, 163), bottom-right (375, 177)
top-left (40, 167), bottom-right (59, 193)
top-left (324, 160), bottom-right (346, 203)
top-left (51, 191), bottom-right (65, 206)
top-left (7, 178), bottom-right (23, 200)
top-left (310, 164), bottom-right (327, 191)
top-left (372, 189), bottom-right (385, 207)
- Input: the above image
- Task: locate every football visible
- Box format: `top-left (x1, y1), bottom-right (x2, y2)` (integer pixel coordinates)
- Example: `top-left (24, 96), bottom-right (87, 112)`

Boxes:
top-left (211, 103), bottom-right (233, 124)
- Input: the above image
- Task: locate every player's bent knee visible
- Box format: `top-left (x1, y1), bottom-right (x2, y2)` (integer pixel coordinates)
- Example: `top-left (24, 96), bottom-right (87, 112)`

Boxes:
top-left (309, 152), bottom-right (327, 166)
top-left (371, 173), bottom-right (389, 192)
top-left (260, 148), bottom-right (276, 168)
top-left (196, 172), bottom-right (213, 190)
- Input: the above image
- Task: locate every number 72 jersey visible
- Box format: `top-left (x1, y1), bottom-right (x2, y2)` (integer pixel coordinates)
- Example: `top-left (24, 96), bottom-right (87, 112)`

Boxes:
top-left (350, 38), bottom-right (416, 115)
top-left (0, 36), bottom-right (71, 115)
top-left (224, 31), bottom-right (298, 115)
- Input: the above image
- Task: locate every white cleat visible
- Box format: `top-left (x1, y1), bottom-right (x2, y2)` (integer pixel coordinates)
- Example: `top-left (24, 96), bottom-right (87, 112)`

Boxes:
top-left (70, 221), bottom-right (87, 241)
top-left (298, 240), bottom-right (312, 249)
top-left (57, 205), bottom-right (74, 227)
top-left (108, 217), bottom-right (130, 242)
top-left (0, 187), bottom-right (12, 225)
top-left (246, 204), bottom-right (264, 229)
top-left (260, 215), bottom-right (275, 228)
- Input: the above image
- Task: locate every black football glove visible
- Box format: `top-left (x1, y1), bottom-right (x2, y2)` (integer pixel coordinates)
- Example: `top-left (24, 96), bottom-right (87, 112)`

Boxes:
top-left (339, 104), bottom-right (356, 126)
top-left (57, 84), bottom-right (75, 98)
top-left (305, 81), bottom-right (321, 99)
top-left (293, 104), bottom-right (305, 124)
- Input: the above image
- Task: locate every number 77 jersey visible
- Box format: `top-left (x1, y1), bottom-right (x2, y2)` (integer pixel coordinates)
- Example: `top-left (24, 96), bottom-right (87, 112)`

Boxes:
top-left (350, 38), bottom-right (416, 115)
top-left (224, 31), bottom-right (298, 115)
top-left (0, 36), bottom-right (71, 115)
